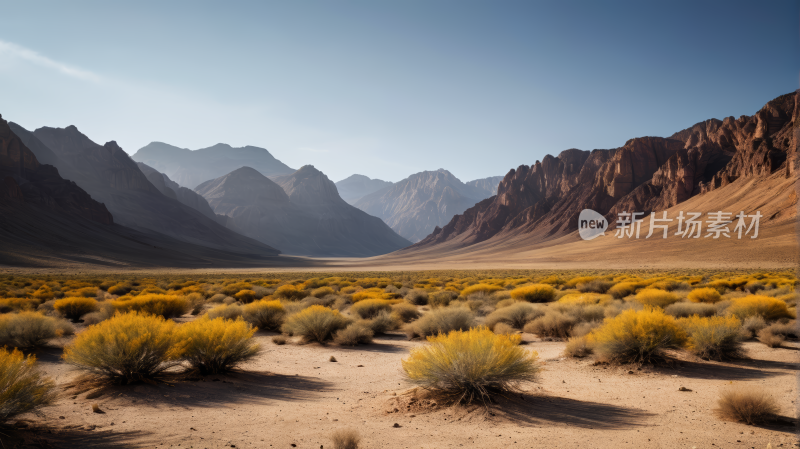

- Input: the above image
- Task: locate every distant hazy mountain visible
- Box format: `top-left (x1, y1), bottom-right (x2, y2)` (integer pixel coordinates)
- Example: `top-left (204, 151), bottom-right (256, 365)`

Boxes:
top-left (136, 162), bottom-right (226, 225)
top-left (352, 169), bottom-right (498, 242)
top-left (465, 175), bottom-right (504, 198)
top-left (335, 174), bottom-right (394, 204)
top-left (11, 123), bottom-right (279, 256)
top-left (131, 142), bottom-right (294, 189)
top-left (196, 165), bottom-right (411, 257)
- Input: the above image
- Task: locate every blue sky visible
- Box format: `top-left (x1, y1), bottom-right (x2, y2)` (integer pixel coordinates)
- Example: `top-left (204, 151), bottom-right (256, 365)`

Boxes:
top-left (1, 1), bottom-right (797, 183)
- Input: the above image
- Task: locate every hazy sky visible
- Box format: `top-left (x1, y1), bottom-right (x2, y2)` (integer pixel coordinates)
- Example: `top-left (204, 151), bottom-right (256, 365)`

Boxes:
top-left (1, 1), bottom-right (798, 183)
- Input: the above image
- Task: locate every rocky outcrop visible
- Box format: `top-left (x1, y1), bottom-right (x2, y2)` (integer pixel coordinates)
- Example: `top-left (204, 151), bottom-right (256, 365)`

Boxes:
top-left (352, 169), bottom-right (497, 242)
top-left (414, 92), bottom-right (798, 250)
top-left (196, 166), bottom-right (411, 257)
top-left (335, 174), bottom-right (393, 204)
top-left (132, 141), bottom-right (295, 189)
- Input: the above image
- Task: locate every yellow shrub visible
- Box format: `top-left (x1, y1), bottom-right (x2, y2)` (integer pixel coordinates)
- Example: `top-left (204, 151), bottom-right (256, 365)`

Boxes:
top-left (107, 284), bottom-right (132, 295)
top-left (54, 297), bottom-right (99, 321)
top-left (633, 289), bottom-right (679, 307)
top-left (63, 312), bottom-right (180, 383)
top-left (0, 348), bottom-right (57, 423)
top-left (351, 299), bottom-right (393, 319)
top-left (112, 294), bottom-right (189, 318)
top-left (32, 285), bottom-right (54, 301)
top-left (274, 284), bottom-right (305, 300)
top-left (242, 299), bottom-right (285, 331)
top-left (557, 293), bottom-right (610, 306)
top-left (0, 297), bottom-right (41, 312)
top-left (510, 284), bottom-right (556, 303)
top-left (687, 287), bottom-right (723, 303)
top-left (608, 282), bottom-right (638, 299)
top-left (174, 317), bottom-right (259, 375)
top-left (564, 276), bottom-right (597, 289)
top-left (281, 305), bottom-right (351, 343)
top-left (590, 308), bottom-right (687, 364)
top-left (727, 295), bottom-right (794, 321)
top-left (402, 327), bottom-right (539, 403)
top-left (0, 311), bottom-right (72, 350)
top-left (67, 287), bottom-right (98, 298)
top-left (678, 315), bottom-right (743, 360)
top-left (311, 286), bottom-right (334, 298)
top-left (234, 289), bottom-right (257, 303)
top-left (461, 283), bottom-right (503, 297)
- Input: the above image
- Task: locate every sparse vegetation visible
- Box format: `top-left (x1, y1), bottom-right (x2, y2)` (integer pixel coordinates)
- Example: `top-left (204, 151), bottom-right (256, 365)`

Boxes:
top-left (242, 299), bottom-right (285, 331)
top-left (633, 289), bottom-right (679, 307)
top-left (281, 305), bottom-right (351, 343)
top-left (717, 385), bottom-right (780, 424)
top-left (727, 295), bottom-right (794, 321)
top-left (334, 322), bottom-right (374, 345)
top-left (687, 287), bottom-right (722, 303)
top-left (0, 348), bottom-right (57, 423)
top-left (510, 284), bottom-right (556, 302)
top-left (174, 316), bottom-right (260, 374)
top-left (112, 294), bottom-right (190, 318)
top-left (53, 296), bottom-right (99, 321)
top-left (0, 311), bottom-right (73, 350)
top-left (404, 307), bottom-right (475, 338)
top-left (351, 298), bottom-right (393, 319)
top-left (590, 308), bottom-right (687, 364)
top-left (330, 428), bottom-right (361, 449)
top-left (679, 315), bottom-right (743, 360)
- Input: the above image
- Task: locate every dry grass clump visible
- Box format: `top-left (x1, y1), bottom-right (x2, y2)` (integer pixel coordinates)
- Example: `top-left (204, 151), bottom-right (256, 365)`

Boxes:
top-left (687, 287), bottom-right (723, 303)
top-left (311, 286), bottom-right (335, 298)
top-left (405, 289), bottom-right (429, 305)
top-left (510, 284), bottom-right (556, 303)
top-left (281, 305), bottom-right (351, 343)
top-left (523, 311), bottom-right (576, 339)
top-left (234, 289), bottom-right (257, 303)
top-left (112, 294), bottom-right (190, 318)
top-left (334, 322), bottom-right (374, 346)
top-left (727, 295), bottom-right (794, 321)
top-left (461, 283), bottom-right (503, 297)
top-left (242, 299), bottom-right (285, 331)
top-left (679, 315), bottom-right (743, 360)
top-left (330, 428), bottom-right (361, 449)
top-left (633, 289), bottom-right (679, 307)
top-left (429, 291), bottom-right (458, 308)
top-left (664, 301), bottom-right (717, 318)
top-left (391, 302), bottom-right (420, 323)
top-left (363, 310), bottom-right (400, 334)
top-left (404, 307), bottom-right (475, 338)
top-left (756, 328), bottom-right (784, 347)
top-left (577, 279), bottom-right (614, 294)
top-left (484, 302), bottom-right (545, 330)
top-left (274, 284), bottom-right (306, 301)
top-left (591, 308), bottom-right (687, 364)
top-left (402, 327), bottom-right (539, 404)
top-left (0, 311), bottom-right (73, 350)
top-left (63, 312), bottom-right (180, 384)
top-left (564, 336), bottom-right (594, 358)
top-left (741, 315), bottom-right (767, 338)
top-left (207, 303), bottom-right (244, 321)
top-left (351, 299), bottom-right (393, 319)
top-left (717, 386), bottom-right (780, 424)
top-left (0, 348), bottom-right (57, 423)
top-left (54, 297), bottom-right (99, 321)
top-left (174, 317), bottom-right (260, 375)
top-left (607, 282), bottom-right (638, 299)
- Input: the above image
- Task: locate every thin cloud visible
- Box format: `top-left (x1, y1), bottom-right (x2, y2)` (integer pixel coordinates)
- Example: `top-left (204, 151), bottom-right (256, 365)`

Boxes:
top-left (0, 39), bottom-right (101, 82)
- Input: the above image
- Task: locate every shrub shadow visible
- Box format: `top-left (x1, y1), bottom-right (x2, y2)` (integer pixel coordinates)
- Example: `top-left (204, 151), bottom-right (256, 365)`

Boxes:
top-left (337, 341), bottom-right (407, 354)
top-left (729, 358), bottom-right (799, 371)
top-left (493, 393), bottom-right (654, 429)
top-left (1, 424), bottom-right (149, 449)
top-left (653, 361), bottom-right (782, 380)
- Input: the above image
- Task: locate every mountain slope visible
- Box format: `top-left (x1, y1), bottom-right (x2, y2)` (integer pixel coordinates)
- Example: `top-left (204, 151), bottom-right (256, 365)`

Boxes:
top-left (132, 141), bottom-right (294, 189)
top-left (136, 162), bottom-right (225, 224)
top-left (335, 174), bottom-right (394, 204)
top-left (196, 165), bottom-right (411, 257)
top-left (352, 169), bottom-right (496, 242)
top-left (465, 175), bottom-right (504, 198)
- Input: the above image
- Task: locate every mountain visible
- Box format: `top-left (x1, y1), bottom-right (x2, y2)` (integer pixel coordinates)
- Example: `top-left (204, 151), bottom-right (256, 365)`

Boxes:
top-left (405, 92), bottom-right (798, 258)
top-left (10, 123), bottom-right (280, 256)
top-left (136, 162), bottom-right (226, 225)
top-left (1, 114), bottom-right (292, 268)
top-left (335, 174), bottom-right (394, 204)
top-left (195, 165), bottom-right (411, 257)
top-left (465, 175), bottom-right (504, 198)
top-left (131, 142), bottom-right (295, 189)
top-left (352, 169), bottom-right (498, 242)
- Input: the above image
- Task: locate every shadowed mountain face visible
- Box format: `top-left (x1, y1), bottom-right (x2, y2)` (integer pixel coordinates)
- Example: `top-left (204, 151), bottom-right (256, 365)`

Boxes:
top-left (136, 162), bottom-right (226, 225)
top-left (10, 123), bottom-right (280, 256)
top-left (335, 174), bottom-right (394, 204)
top-left (352, 169), bottom-right (499, 242)
top-left (412, 92), bottom-right (799, 250)
top-left (196, 165), bottom-right (411, 257)
top-left (131, 142), bottom-right (295, 189)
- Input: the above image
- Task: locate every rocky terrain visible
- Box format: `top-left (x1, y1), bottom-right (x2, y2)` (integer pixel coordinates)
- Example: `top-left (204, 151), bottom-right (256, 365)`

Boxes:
top-left (136, 162), bottom-right (226, 225)
top-left (412, 92), bottom-right (798, 249)
top-left (196, 165), bottom-right (411, 256)
top-left (132, 141), bottom-right (295, 189)
top-left (353, 169), bottom-right (500, 242)
top-left (335, 174), bottom-right (394, 204)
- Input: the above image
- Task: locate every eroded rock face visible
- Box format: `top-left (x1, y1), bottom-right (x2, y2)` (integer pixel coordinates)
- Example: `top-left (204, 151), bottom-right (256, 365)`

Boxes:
top-left (414, 92), bottom-right (798, 249)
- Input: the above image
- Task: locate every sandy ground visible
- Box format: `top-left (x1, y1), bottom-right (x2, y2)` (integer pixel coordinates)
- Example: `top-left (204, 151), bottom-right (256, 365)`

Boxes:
top-left (7, 331), bottom-right (798, 449)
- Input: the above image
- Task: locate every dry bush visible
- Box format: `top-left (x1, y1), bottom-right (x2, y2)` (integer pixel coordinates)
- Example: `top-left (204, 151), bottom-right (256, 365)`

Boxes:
top-left (484, 302), bottom-right (545, 330)
top-left (0, 311), bottom-right (72, 350)
top-left (334, 322), bottom-right (374, 345)
top-left (234, 289), bottom-right (257, 303)
top-left (331, 428), bottom-right (361, 449)
top-left (351, 299), bottom-right (393, 319)
top-left (302, 294), bottom-right (337, 308)
top-left (687, 287), bottom-right (723, 303)
top-left (174, 317), bottom-right (260, 375)
top-left (557, 293), bottom-right (610, 306)
top-left (54, 296), bottom-right (99, 321)
top-left (741, 315), bottom-right (767, 338)
top-left (242, 300), bottom-right (285, 331)
top-left (0, 348), bottom-right (57, 423)
top-left (0, 297), bottom-right (42, 313)
top-left (577, 279), bottom-right (614, 294)
top-left (608, 282), bottom-right (638, 299)
top-left (274, 284), bottom-right (306, 301)
top-left (564, 276), bottom-right (597, 289)
top-left (664, 301), bottom-right (717, 318)
top-left (429, 291), bottom-right (458, 308)
top-left (63, 312), bottom-right (180, 384)
top-left (364, 310), bottom-right (400, 334)
top-left (404, 307), bottom-right (475, 338)
top-left (756, 328), bottom-right (784, 348)
top-left (272, 335), bottom-right (287, 345)
top-left (590, 308), bottom-right (687, 364)
top-left (679, 315), bottom-right (743, 360)
top-left (570, 320), bottom-right (601, 337)
top-left (391, 302), bottom-right (420, 323)
top-left (405, 289), bottom-right (429, 305)
top-left (207, 303), bottom-right (244, 320)
top-left (727, 295), bottom-right (794, 321)
top-left (495, 298), bottom-right (522, 309)
top-left (634, 289), bottom-right (679, 307)
top-left (402, 327), bottom-right (539, 404)
top-left (523, 311), bottom-right (576, 338)
top-left (564, 336), bottom-right (594, 358)
top-left (311, 286), bottom-right (335, 298)
top-left (112, 294), bottom-right (190, 318)
top-left (208, 293), bottom-right (227, 303)
top-left (510, 284), bottom-right (556, 303)
top-left (717, 386), bottom-right (779, 424)
top-left (744, 281), bottom-right (765, 294)
top-left (461, 283), bottom-right (503, 297)
top-left (281, 305), bottom-right (351, 343)
top-left (107, 284), bottom-right (131, 296)
top-left (492, 322), bottom-right (515, 335)
top-left (82, 302), bottom-right (115, 325)
top-left (763, 320), bottom-right (798, 339)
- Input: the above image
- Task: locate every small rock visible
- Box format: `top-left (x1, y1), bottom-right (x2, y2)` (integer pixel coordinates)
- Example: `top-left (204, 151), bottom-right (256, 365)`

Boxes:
top-left (628, 371), bottom-right (634, 374)
top-left (91, 403), bottom-right (105, 414)
top-left (329, 356), bottom-right (337, 362)
top-left (393, 423), bottom-right (401, 428)
top-left (357, 365), bottom-right (364, 367)
top-left (59, 416), bottom-right (65, 419)
top-left (678, 387), bottom-right (692, 392)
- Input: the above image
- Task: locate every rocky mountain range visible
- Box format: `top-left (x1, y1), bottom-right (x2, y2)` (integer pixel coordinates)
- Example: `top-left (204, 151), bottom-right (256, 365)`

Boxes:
top-left (411, 91), bottom-right (798, 250)
top-left (131, 142), bottom-right (295, 189)
top-left (352, 169), bottom-right (502, 242)
top-left (136, 162), bottom-right (226, 225)
top-left (196, 165), bottom-right (411, 256)
top-left (335, 174), bottom-right (394, 204)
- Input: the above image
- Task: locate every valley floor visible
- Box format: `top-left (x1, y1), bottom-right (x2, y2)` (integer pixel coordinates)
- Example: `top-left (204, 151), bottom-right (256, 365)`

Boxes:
top-left (9, 332), bottom-right (798, 449)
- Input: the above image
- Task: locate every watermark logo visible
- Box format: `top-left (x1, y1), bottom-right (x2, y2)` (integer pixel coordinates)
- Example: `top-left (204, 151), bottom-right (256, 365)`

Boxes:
top-left (578, 209), bottom-right (607, 240)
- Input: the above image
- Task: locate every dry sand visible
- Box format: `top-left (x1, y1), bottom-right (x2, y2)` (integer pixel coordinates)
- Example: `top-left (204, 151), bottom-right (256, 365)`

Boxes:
top-left (9, 331), bottom-right (798, 449)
